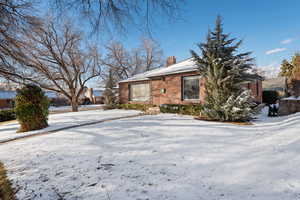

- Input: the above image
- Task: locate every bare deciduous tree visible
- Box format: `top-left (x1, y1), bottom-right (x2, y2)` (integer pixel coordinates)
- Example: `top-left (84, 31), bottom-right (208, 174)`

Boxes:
top-left (140, 38), bottom-right (164, 71)
top-left (103, 41), bottom-right (131, 82)
top-left (50, 0), bottom-right (183, 33)
top-left (0, 0), bottom-right (40, 73)
top-left (101, 38), bottom-right (163, 85)
top-left (0, 20), bottom-right (102, 111)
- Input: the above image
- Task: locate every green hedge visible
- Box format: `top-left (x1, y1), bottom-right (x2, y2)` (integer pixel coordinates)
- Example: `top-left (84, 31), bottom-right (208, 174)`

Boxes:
top-left (117, 104), bottom-right (156, 111)
top-left (160, 104), bottom-right (202, 116)
top-left (0, 109), bottom-right (16, 122)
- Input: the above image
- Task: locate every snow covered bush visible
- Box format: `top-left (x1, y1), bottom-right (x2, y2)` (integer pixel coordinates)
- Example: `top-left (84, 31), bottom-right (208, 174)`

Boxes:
top-left (202, 90), bottom-right (257, 121)
top-left (15, 84), bottom-right (49, 132)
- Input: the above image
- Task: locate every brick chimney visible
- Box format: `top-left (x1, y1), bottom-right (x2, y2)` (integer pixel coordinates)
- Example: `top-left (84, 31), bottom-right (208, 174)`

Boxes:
top-left (166, 56), bottom-right (176, 67)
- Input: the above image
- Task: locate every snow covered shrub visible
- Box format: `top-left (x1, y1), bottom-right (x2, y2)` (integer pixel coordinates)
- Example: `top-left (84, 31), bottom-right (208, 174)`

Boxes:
top-left (0, 109), bottom-right (16, 122)
top-left (202, 90), bottom-right (257, 122)
top-left (15, 84), bottom-right (49, 132)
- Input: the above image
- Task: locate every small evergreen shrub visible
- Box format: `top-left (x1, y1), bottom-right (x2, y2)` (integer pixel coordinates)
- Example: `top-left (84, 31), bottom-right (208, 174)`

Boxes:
top-left (262, 90), bottom-right (279, 105)
top-left (118, 104), bottom-right (155, 111)
top-left (160, 104), bottom-right (202, 116)
top-left (15, 84), bottom-right (50, 132)
top-left (0, 109), bottom-right (16, 122)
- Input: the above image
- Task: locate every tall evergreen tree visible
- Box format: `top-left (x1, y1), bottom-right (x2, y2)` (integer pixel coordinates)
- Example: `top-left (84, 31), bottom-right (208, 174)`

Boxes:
top-left (191, 16), bottom-right (258, 122)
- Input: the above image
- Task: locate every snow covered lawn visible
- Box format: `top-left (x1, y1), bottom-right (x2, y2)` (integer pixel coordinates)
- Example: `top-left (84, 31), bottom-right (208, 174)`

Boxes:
top-left (1, 110), bottom-right (300, 199)
top-left (0, 109), bottom-right (141, 143)
top-left (49, 104), bottom-right (104, 112)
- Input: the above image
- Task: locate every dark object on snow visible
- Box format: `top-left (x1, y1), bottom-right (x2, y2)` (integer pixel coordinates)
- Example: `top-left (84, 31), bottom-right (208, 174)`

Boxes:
top-left (268, 104), bottom-right (278, 117)
top-left (263, 90), bottom-right (279, 105)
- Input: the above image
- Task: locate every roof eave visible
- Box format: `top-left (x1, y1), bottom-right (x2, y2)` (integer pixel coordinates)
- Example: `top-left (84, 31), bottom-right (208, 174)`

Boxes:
top-left (119, 69), bottom-right (199, 83)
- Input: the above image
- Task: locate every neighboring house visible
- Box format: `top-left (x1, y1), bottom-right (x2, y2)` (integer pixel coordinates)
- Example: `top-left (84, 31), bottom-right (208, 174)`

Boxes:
top-left (263, 77), bottom-right (285, 97)
top-left (0, 90), bottom-right (62, 109)
top-left (88, 87), bottom-right (118, 104)
top-left (84, 88), bottom-right (105, 104)
top-left (0, 87), bottom-right (109, 109)
top-left (0, 90), bottom-right (15, 109)
top-left (119, 56), bottom-right (263, 105)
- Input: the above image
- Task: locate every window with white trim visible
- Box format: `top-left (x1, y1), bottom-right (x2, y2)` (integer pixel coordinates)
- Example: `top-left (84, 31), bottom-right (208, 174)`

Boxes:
top-left (130, 83), bottom-right (150, 101)
top-left (182, 76), bottom-right (200, 100)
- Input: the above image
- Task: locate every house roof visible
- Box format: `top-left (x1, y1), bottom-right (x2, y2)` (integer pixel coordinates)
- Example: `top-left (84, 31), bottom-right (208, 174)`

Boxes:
top-left (119, 57), bottom-right (263, 83)
top-left (119, 58), bottom-right (198, 83)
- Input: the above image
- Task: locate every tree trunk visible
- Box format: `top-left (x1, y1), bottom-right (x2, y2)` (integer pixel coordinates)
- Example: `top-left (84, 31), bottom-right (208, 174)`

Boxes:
top-left (71, 97), bottom-right (79, 112)
top-left (284, 77), bottom-right (288, 97)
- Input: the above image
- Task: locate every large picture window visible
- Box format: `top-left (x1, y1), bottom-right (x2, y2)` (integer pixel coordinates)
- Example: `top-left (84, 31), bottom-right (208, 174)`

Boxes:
top-left (130, 83), bottom-right (150, 101)
top-left (182, 76), bottom-right (200, 100)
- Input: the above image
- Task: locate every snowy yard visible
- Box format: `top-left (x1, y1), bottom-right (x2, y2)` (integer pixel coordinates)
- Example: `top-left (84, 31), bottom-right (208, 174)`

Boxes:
top-left (0, 109), bottom-right (141, 143)
top-left (1, 109), bottom-right (300, 199)
top-left (49, 104), bottom-right (105, 112)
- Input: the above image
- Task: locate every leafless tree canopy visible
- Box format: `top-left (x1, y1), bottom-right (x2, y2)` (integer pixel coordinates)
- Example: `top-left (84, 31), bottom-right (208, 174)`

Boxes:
top-left (0, 0), bottom-right (40, 72)
top-left (0, 19), bottom-right (102, 111)
top-left (51, 0), bottom-right (183, 33)
top-left (101, 38), bottom-right (164, 85)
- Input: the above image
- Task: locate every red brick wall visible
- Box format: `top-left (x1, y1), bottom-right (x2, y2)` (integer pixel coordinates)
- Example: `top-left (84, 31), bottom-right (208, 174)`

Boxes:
top-left (243, 80), bottom-right (262, 103)
top-left (151, 72), bottom-right (206, 105)
top-left (119, 72), bottom-right (262, 105)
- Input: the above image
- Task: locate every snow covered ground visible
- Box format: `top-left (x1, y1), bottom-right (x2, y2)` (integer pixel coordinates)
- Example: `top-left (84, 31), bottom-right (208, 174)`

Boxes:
top-left (0, 109), bottom-right (141, 143)
top-left (1, 109), bottom-right (300, 199)
top-left (49, 104), bottom-right (104, 112)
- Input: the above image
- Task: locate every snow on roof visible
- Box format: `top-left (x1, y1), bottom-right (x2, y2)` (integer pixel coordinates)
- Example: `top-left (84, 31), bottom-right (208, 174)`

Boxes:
top-left (119, 58), bottom-right (198, 83)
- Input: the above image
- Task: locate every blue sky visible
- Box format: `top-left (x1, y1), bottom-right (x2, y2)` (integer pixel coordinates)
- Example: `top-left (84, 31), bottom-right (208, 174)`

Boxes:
top-left (118, 0), bottom-right (300, 76)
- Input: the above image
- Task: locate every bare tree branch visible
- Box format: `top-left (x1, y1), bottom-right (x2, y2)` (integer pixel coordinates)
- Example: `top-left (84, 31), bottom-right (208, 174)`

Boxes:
top-left (101, 38), bottom-right (163, 85)
top-left (0, 18), bottom-right (102, 111)
top-left (50, 0), bottom-right (184, 34)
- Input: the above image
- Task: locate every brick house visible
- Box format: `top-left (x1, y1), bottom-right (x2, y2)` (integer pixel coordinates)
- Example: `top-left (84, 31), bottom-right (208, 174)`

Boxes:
top-left (0, 90), bottom-right (15, 109)
top-left (0, 90), bottom-right (65, 109)
top-left (119, 57), bottom-right (262, 105)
